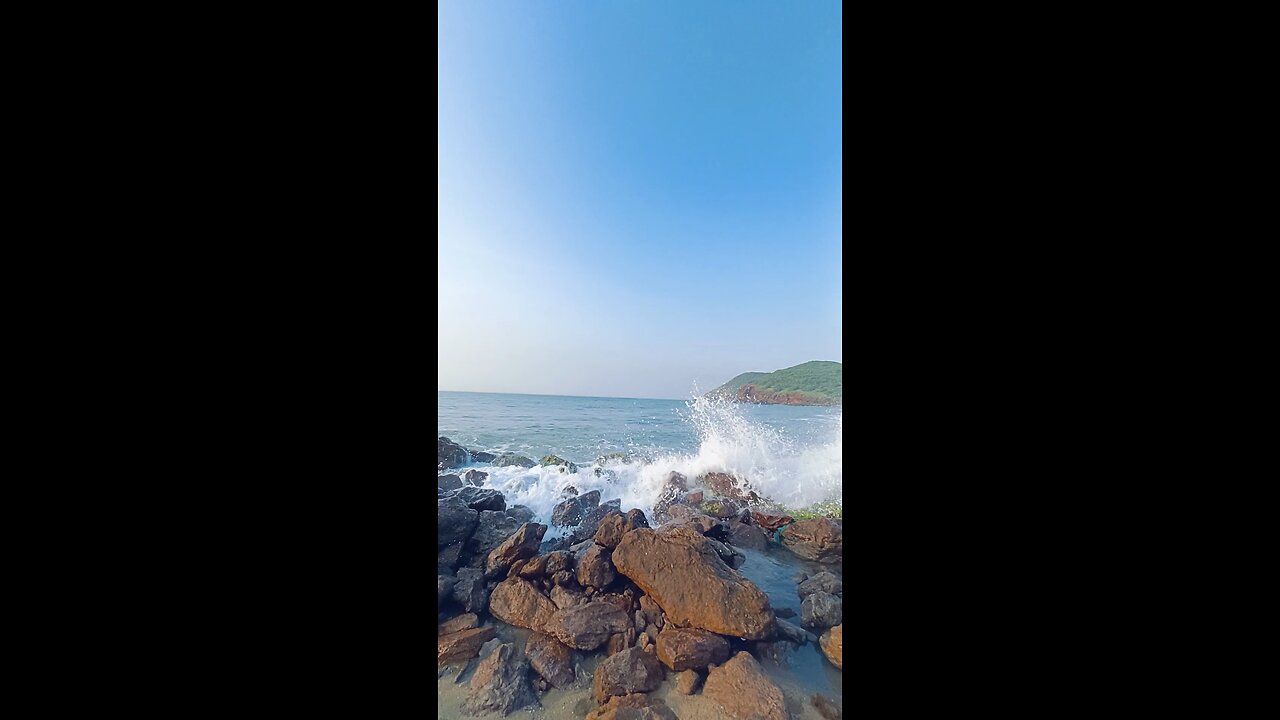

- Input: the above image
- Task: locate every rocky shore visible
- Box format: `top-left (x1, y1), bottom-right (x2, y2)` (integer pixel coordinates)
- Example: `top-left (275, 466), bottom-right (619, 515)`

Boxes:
top-left (438, 437), bottom-right (843, 718)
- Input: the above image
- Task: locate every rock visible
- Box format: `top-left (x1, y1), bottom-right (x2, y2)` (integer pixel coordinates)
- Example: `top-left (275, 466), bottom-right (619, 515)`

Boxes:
top-left (663, 505), bottom-right (728, 538)
top-left (494, 453), bottom-right (536, 468)
top-left (634, 610), bottom-right (646, 632)
top-left (637, 632), bottom-right (650, 650)
top-left (798, 571), bottom-right (843, 599)
top-left (819, 624), bottom-right (842, 669)
top-left (702, 651), bottom-right (787, 720)
top-left (751, 511), bottom-right (796, 532)
top-left (704, 536), bottom-right (746, 569)
top-left (543, 550), bottom-right (572, 575)
top-left (463, 469), bottom-right (489, 485)
top-left (487, 577), bottom-right (557, 632)
top-left (775, 607), bottom-right (796, 619)
top-left (655, 626), bottom-right (731, 671)
top-left (452, 568), bottom-right (491, 614)
top-left (439, 626), bottom-right (497, 667)
top-left (457, 487), bottom-right (506, 512)
top-left (463, 642), bottom-right (537, 716)
top-left (651, 472), bottom-right (689, 518)
top-left (469, 451), bottom-right (496, 463)
top-left (439, 613), bottom-right (480, 635)
top-left (551, 490), bottom-right (600, 527)
top-left (439, 542), bottom-right (465, 570)
top-left (675, 669), bottom-right (702, 695)
top-left (625, 509), bottom-right (650, 530)
top-left (780, 518), bottom-right (842, 564)
top-left (606, 632), bottom-right (628, 656)
top-left (585, 694), bottom-right (677, 720)
top-left (518, 553), bottom-right (549, 578)
top-left (574, 499), bottom-right (622, 540)
top-left (439, 496), bottom-right (480, 549)
top-left (438, 575), bottom-right (454, 605)
top-left (727, 522), bottom-right (770, 550)
top-left (544, 600), bottom-right (632, 650)
top-left (684, 491), bottom-right (704, 505)
top-left (775, 618), bottom-right (809, 645)
top-left (467, 511), bottom-right (520, 560)
top-left (594, 592), bottom-right (632, 615)
top-left (563, 486), bottom-right (578, 496)
top-left (551, 569), bottom-right (577, 586)
top-left (439, 473), bottom-right (464, 491)
top-left (704, 498), bottom-right (741, 519)
top-left (506, 559), bottom-right (528, 578)
top-left (524, 632), bottom-right (575, 688)
top-left (550, 582), bottom-right (585, 609)
top-left (595, 451), bottom-right (633, 464)
top-left (812, 694), bottom-right (842, 719)
top-left (800, 591), bottom-right (842, 629)
top-left (754, 640), bottom-right (798, 666)
top-left (664, 471), bottom-right (687, 491)
top-left (592, 646), bottom-right (664, 703)
top-left (505, 505), bottom-right (535, 525)
top-left (614, 527), bottom-right (775, 640)
top-left (576, 543), bottom-right (617, 588)
top-left (638, 595), bottom-right (663, 626)
top-left (439, 437), bottom-right (469, 469)
top-left (645, 624), bottom-right (659, 643)
top-left (593, 511), bottom-right (628, 549)
top-left (540, 455), bottom-right (579, 473)
top-left (485, 522), bottom-right (547, 579)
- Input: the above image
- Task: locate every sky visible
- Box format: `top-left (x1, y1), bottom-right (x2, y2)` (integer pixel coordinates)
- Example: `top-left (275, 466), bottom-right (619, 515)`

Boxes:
top-left (439, 1), bottom-right (841, 400)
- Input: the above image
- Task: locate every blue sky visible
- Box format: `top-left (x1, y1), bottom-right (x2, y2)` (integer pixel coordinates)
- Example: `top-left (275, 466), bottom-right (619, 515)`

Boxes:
top-left (439, 1), bottom-right (841, 400)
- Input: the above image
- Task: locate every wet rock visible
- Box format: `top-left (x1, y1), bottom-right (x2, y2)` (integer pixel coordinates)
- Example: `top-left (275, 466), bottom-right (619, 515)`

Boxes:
top-left (594, 467), bottom-right (618, 481)
top-left (544, 600), bottom-right (631, 650)
top-left (812, 694), bottom-right (842, 719)
top-left (550, 582), bottom-right (585, 609)
top-left (452, 568), bottom-right (491, 614)
top-left (574, 499), bottom-right (622, 540)
top-left (487, 577), bottom-right (557, 632)
top-left (592, 646), bottom-right (664, 703)
top-left (585, 693), bottom-right (677, 720)
top-left (655, 626), bottom-right (731, 671)
top-left (702, 651), bottom-right (787, 720)
top-left (438, 575), bottom-right (454, 605)
top-left (781, 518), bottom-right (842, 564)
top-left (540, 454), bottom-right (579, 473)
top-left (439, 626), bottom-right (496, 667)
top-left (752, 511), bottom-right (796, 532)
top-left (819, 624), bottom-right (842, 669)
top-left (439, 473), bottom-right (464, 491)
top-left (801, 591), bottom-right (842, 629)
top-left (614, 527), bottom-right (775, 640)
top-left (505, 505), bottom-right (534, 525)
top-left (439, 437), bottom-right (469, 469)
top-left (698, 472), bottom-right (761, 504)
top-left (727, 522), bottom-right (770, 550)
top-left (675, 669), bottom-right (702, 695)
top-left (684, 490), bottom-right (704, 505)
top-left (775, 618), bottom-right (810, 645)
top-left (463, 469), bottom-right (488, 485)
top-left (754, 640), bottom-right (798, 666)
top-left (551, 489), bottom-right (600, 527)
top-left (439, 541), bottom-right (465, 570)
top-left (457, 487), bottom-right (506, 512)
top-left (625, 508), bottom-right (650, 530)
top-left (439, 496), bottom-right (480, 549)
top-left (439, 612), bottom-right (480, 635)
top-left (704, 536), bottom-right (746, 569)
top-left (469, 451), bottom-right (496, 463)
top-left (494, 453), bottom-right (536, 468)
top-left (593, 511), bottom-right (628, 549)
top-left (705, 498), bottom-right (741, 519)
top-left (463, 642), bottom-right (537, 715)
top-left (466, 511), bottom-right (520, 560)
top-left (798, 571), bottom-right (843, 599)
top-left (485, 522), bottom-right (547, 579)
top-left (775, 607), bottom-right (797, 619)
top-left (663, 505), bottom-right (728, 538)
top-left (576, 543), bottom-right (617, 588)
top-left (524, 632), bottom-right (575, 688)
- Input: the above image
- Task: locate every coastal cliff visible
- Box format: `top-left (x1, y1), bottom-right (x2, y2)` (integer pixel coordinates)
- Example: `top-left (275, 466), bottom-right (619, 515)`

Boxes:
top-left (708, 361), bottom-right (841, 406)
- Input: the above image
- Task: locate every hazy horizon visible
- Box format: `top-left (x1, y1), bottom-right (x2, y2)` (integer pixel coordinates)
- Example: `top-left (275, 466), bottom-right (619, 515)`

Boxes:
top-left (439, 2), bottom-right (841, 399)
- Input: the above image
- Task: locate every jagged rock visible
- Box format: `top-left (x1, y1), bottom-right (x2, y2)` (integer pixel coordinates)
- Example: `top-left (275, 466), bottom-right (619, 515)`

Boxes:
top-left (463, 469), bottom-right (489, 485)
top-left (485, 522), bottom-right (547, 580)
top-left (439, 626), bottom-right (496, 667)
top-left (551, 490), bottom-right (600, 527)
top-left (664, 471), bottom-right (687, 491)
top-left (439, 542), bottom-right (464, 570)
top-left (456, 487), bottom-right (506, 512)
top-left (518, 553), bottom-right (549, 578)
top-left (812, 694), bottom-right (842, 719)
top-left (753, 639), bottom-right (798, 666)
top-left (727, 522), bottom-right (770, 550)
top-left (550, 582), bottom-right (585, 610)
top-left (544, 600), bottom-right (631, 650)
top-left (466, 511), bottom-right (520, 560)
top-left (439, 437), bottom-right (469, 469)
top-left (698, 472), bottom-right (761, 505)
top-left (801, 591), bottom-right (842, 629)
top-left (525, 632), bottom-right (575, 688)
top-left (625, 509), bottom-right (650, 530)
top-left (452, 568), bottom-right (491, 614)
top-left (574, 499), bottom-right (622, 540)
top-left (702, 651), bottom-right (787, 720)
top-left (551, 569), bottom-right (577, 586)
top-left (663, 505), bottom-right (729, 538)
top-left (504, 505), bottom-right (534, 525)
top-left (463, 642), bottom-right (537, 716)
top-left (819, 624), bottom-right (842, 669)
top-left (439, 613), bottom-right (480, 635)
top-left (675, 669), bottom-right (702, 695)
top-left (540, 455), bottom-right (579, 473)
top-left (655, 626), bottom-right (731, 671)
top-left (438, 575), bottom-right (454, 605)
top-left (612, 527), bottom-right (775, 640)
top-left (494, 453), bottom-right (536, 468)
top-left (781, 518), bottom-right (842, 564)
top-left (488, 578), bottom-right (557, 632)
top-left (469, 451), bottom-right (496, 463)
top-left (439, 496), bottom-right (480, 549)
top-left (576, 543), bottom-right (617, 588)
top-left (507, 560), bottom-right (528, 578)
top-left (751, 511), bottom-right (796, 531)
top-left (704, 498), bottom-right (741, 519)
top-left (592, 646), bottom-right (664, 703)
top-left (439, 473), bottom-right (464, 491)
top-left (585, 694), bottom-right (677, 720)
top-left (798, 571), bottom-right (843, 599)
top-left (543, 550), bottom-right (572, 575)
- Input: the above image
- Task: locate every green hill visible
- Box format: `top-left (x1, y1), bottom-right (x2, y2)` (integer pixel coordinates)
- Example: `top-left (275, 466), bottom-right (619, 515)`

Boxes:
top-left (708, 361), bottom-right (841, 406)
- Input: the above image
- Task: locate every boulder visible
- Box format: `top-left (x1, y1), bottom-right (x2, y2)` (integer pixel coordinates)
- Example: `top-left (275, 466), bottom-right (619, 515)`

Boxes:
top-left (439, 473), bottom-right (464, 491)
top-left (606, 632), bottom-right (629, 657)
top-left (485, 522), bottom-right (547, 579)
top-left (752, 511), bottom-right (795, 531)
top-left (663, 505), bottom-right (728, 538)
top-left (727, 522), bottom-right (769, 550)
top-left (625, 509), bottom-right (650, 530)
top-left (775, 607), bottom-right (796, 619)
top-left (543, 550), bottom-right (572, 575)
top-left (452, 568), bottom-right (491, 614)
top-left (797, 571), bottom-right (843, 599)
top-left (550, 582), bottom-right (585, 610)
top-left (494, 453), bottom-right (536, 468)
top-left (439, 613), bottom-right (480, 635)
top-left (551, 490), bottom-right (601, 527)
top-left (544, 600), bottom-right (632, 650)
top-left (439, 542), bottom-right (464, 570)
top-left (698, 472), bottom-right (761, 504)
top-left (487, 578), bottom-right (557, 632)
top-left (457, 487), bottom-right (506, 512)
top-left (655, 626), bottom-right (731, 671)
top-left (463, 469), bottom-right (489, 485)
top-left (438, 496), bottom-right (479, 549)
top-left (704, 536), bottom-right (746, 569)
top-left (675, 669), bottom-right (702, 695)
top-left (593, 511), bottom-right (628, 549)
top-left (592, 646), bottom-right (664, 703)
top-left (801, 591), bottom-right (842, 629)
top-left (574, 499), bottom-right (622, 540)
top-left (439, 625), bottom-right (497, 667)
top-left (613, 527), bottom-right (774, 640)
top-left (463, 642), bottom-right (537, 716)
top-left (438, 575), bottom-right (454, 605)
top-left (586, 694), bottom-right (677, 720)
top-left (684, 490), bottom-right (705, 505)
top-left (704, 498), bottom-right (741, 519)
top-left (812, 694), bottom-right (842, 720)
top-left (780, 518), bottom-right (842, 564)
top-left (775, 618), bottom-right (811, 645)
top-left (466, 511), bottom-right (520, 560)
top-left (702, 651), bottom-right (787, 720)
top-left (524, 632), bottom-right (575, 688)
top-left (469, 451), bottom-right (496, 463)
top-left (638, 595), bottom-right (663, 626)
top-left (576, 543), bottom-right (617, 588)
top-left (505, 505), bottom-right (535, 525)
top-left (439, 437), bottom-right (469, 469)
top-left (819, 624), bottom-right (842, 669)
top-left (540, 455), bottom-right (579, 473)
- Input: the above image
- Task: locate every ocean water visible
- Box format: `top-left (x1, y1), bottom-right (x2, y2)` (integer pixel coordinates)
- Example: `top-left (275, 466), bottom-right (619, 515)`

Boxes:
top-left (438, 391), bottom-right (842, 535)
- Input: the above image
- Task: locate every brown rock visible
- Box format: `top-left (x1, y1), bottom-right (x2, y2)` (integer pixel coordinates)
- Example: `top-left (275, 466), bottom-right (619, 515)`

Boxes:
top-left (645, 624), bottom-right (659, 643)
top-left (551, 570), bottom-right (576, 587)
top-left (485, 522), bottom-right (547, 580)
top-left (507, 559), bottom-right (528, 578)
top-left (698, 472), bottom-right (760, 504)
top-left (594, 592), bottom-right (633, 616)
top-left (801, 591), bottom-right (842, 629)
top-left (487, 577), bottom-right (557, 632)
top-left (812, 693), bottom-right (842, 719)
top-left (585, 694), bottom-right (677, 720)
top-left (638, 632), bottom-right (650, 650)
top-left (463, 642), bottom-right (537, 715)
top-left (683, 491), bottom-right (704, 505)
top-left (624, 509), bottom-right (650, 531)
top-left (594, 510), bottom-right (628, 548)
top-left (751, 511), bottom-right (795, 531)
top-left (613, 527), bottom-right (775, 640)
top-left (524, 632), bottom-right (575, 688)
top-left (655, 626), bottom-right (731, 671)
top-left (544, 600), bottom-right (632, 650)
top-left (675, 669), bottom-right (702, 695)
top-left (592, 646), bottom-right (664, 703)
top-left (438, 626), bottom-right (497, 667)
top-left (544, 550), bottom-right (573, 575)
top-left (518, 554), bottom-right (550, 578)
top-left (606, 632), bottom-right (628, 656)
top-left (780, 518), bottom-right (842, 564)
top-left (439, 613), bottom-right (480, 635)
top-left (819, 624), bottom-right (842, 669)
top-left (550, 582), bottom-right (585, 610)
top-left (797, 571), bottom-right (843, 599)
top-left (702, 651), bottom-right (787, 720)
top-left (576, 543), bottom-right (617, 588)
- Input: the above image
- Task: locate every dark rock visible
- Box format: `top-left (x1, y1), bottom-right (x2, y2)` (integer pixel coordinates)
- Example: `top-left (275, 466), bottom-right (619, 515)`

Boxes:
top-left (494, 453), bottom-right (536, 468)
top-left (540, 455), bottom-right (579, 473)
top-left (574, 499), bottom-right (622, 540)
top-left (664, 471), bottom-right (687, 491)
top-left (704, 536), bottom-right (746, 569)
top-left (463, 469), bottom-right (489, 485)
top-left (612, 527), bottom-right (775, 640)
top-left (439, 625), bottom-right (497, 667)
top-left (507, 559), bottom-right (528, 578)
top-left (439, 496), bottom-right (480, 549)
top-left (727, 522), bottom-right (769, 551)
top-left (663, 505), bottom-right (730, 539)
top-left (754, 639), bottom-right (798, 666)
top-left (543, 550), bottom-right (572, 575)
top-left (593, 592), bottom-right (632, 616)
top-left (469, 451), bottom-right (496, 463)
top-left (438, 575), bottom-right (454, 605)
top-left (606, 632), bottom-right (628, 656)
top-left (551, 569), bottom-right (578, 587)
top-left (485, 522), bottom-right (547, 580)
top-left (655, 626), bottom-right (731, 671)
top-left (563, 486), bottom-right (578, 496)
top-left (594, 467), bottom-right (617, 481)
top-left (675, 669), bottom-right (702, 695)
top-left (801, 591), bottom-right (842, 629)
top-left (488, 577), bottom-right (558, 632)
top-left (775, 607), bottom-right (796, 619)
top-left (702, 651), bottom-right (787, 720)
top-left (439, 613), bottom-right (480, 635)
top-left (452, 568), bottom-right (491, 614)
top-left (550, 582), bottom-right (585, 610)
top-left (439, 437), bottom-right (469, 469)
top-left (624, 509), bottom-right (650, 530)
top-left (463, 642), bottom-right (537, 716)
top-left (439, 473), bottom-right (464, 491)
top-left (812, 694), bottom-right (842, 719)
top-left (525, 632), bottom-right (575, 688)
top-left (466, 511), bottom-right (520, 560)
top-left (576, 543), bottom-right (617, 588)
top-left (781, 518), bottom-right (842, 564)
top-left (505, 505), bottom-right (534, 525)
top-left (775, 617), bottom-right (810, 645)
top-left (705, 498), bottom-right (741, 519)
top-left (457, 487), bottom-right (506, 512)
top-left (439, 542), bottom-right (465, 570)
top-left (586, 694), bottom-right (677, 720)
top-left (592, 646), bottom-right (664, 703)
top-left (819, 624), bottom-right (842, 669)
top-left (551, 490), bottom-right (601, 527)
top-left (638, 595), bottom-right (663, 626)
top-left (798, 571), bottom-right (843, 599)
top-left (544, 600), bottom-right (632, 650)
